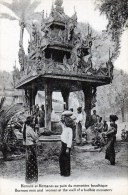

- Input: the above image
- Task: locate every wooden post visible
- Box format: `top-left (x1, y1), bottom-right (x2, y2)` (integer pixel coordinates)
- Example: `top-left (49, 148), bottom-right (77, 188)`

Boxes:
top-left (61, 89), bottom-right (70, 110)
top-left (32, 86), bottom-right (37, 106)
top-left (31, 86), bottom-right (38, 114)
top-left (29, 90), bottom-right (32, 114)
top-left (24, 88), bottom-right (31, 114)
top-left (44, 80), bottom-right (52, 130)
top-left (82, 85), bottom-right (92, 129)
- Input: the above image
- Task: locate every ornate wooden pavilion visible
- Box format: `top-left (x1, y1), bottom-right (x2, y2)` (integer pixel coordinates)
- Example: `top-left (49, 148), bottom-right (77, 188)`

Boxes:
top-left (15, 0), bottom-right (113, 130)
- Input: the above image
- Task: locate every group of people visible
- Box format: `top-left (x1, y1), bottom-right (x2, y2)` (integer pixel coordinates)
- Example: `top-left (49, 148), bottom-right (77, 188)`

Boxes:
top-left (32, 104), bottom-right (84, 145)
top-left (22, 106), bottom-right (83, 182)
top-left (91, 110), bottom-right (108, 133)
top-left (22, 106), bottom-right (118, 183)
top-left (32, 104), bottom-right (45, 128)
top-left (31, 104), bottom-right (60, 129)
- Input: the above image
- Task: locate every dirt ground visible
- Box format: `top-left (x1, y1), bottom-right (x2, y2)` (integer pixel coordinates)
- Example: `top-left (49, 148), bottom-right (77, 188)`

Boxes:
top-left (0, 122), bottom-right (128, 183)
top-left (0, 140), bottom-right (127, 181)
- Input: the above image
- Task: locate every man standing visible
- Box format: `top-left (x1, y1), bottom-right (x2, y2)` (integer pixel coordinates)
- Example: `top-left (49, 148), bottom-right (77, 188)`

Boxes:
top-left (76, 107), bottom-right (83, 145)
top-left (91, 110), bottom-right (97, 126)
top-left (39, 104), bottom-right (45, 128)
top-left (59, 111), bottom-right (74, 176)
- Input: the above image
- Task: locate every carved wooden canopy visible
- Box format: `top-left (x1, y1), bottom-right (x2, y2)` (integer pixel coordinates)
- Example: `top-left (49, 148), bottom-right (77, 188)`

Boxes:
top-left (16, 0), bottom-right (113, 90)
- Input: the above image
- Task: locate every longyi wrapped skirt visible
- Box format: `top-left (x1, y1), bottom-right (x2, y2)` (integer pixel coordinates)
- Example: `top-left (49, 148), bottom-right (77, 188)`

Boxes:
top-left (59, 141), bottom-right (71, 177)
top-left (25, 145), bottom-right (38, 183)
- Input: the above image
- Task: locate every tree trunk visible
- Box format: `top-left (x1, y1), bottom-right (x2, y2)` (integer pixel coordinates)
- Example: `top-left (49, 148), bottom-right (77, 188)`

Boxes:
top-left (121, 105), bottom-right (125, 122)
top-left (19, 20), bottom-right (25, 47)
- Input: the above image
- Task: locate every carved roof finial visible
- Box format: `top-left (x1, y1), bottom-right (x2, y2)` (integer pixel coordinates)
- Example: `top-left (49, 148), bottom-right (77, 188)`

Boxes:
top-left (72, 6), bottom-right (77, 21)
top-left (42, 10), bottom-right (44, 19)
top-left (54, 0), bottom-right (63, 7)
top-left (54, 0), bottom-right (64, 14)
top-left (13, 60), bottom-right (16, 70)
top-left (74, 6), bottom-right (76, 14)
top-left (51, 1), bottom-right (55, 16)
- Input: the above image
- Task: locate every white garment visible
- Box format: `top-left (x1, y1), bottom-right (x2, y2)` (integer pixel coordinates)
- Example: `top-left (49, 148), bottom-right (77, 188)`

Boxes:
top-left (76, 113), bottom-right (83, 123)
top-left (61, 124), bottom-right (73, 148)
top-left (23, 125), bottom-right (38, 145)
top-left (70, 113), bottom-right (76, 121)
top-left (51, 110), bottom-right (60, 122)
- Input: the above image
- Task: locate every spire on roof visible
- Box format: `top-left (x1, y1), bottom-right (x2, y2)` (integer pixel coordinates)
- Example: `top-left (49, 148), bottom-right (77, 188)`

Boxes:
top-left (50, 1), bottom-right (55, 17)
top-left (42, 10), bottom-right (44, 19)
top-left (74, 5), bottom-right (77, 17)
top-left (54, 0), bottom-right (63, 7)
top-left (54, 0), bottom-right (64, 13)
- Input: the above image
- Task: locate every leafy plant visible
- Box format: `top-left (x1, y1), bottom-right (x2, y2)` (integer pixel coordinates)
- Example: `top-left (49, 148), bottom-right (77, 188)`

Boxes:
top-left (95, 0), bottom-right (128, 51)
top-left (0, 0), bottom-right (42, 46)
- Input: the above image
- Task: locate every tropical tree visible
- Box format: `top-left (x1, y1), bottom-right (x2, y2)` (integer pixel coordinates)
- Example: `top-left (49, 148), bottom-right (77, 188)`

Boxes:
top-left (0, 0), bottom-right (42, 47)
top-left (95, 0), bottom-right (128, 45)
top-left (0, 97), bottom-right (6, 117)
top-left (97, 69), bottom-right (128, 122)
top-left (113, 70), bottom-right (128, 122)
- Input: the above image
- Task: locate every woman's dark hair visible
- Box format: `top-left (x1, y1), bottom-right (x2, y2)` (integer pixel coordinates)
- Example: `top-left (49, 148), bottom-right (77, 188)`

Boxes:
top-left (23, 116), bottom-right (33, 141)
top-left (23, 122), bottom-right (27, 141)
top-left (70, 108), bottom-right (73, 112)
top-left (110, 115), bottom-right (118, 122)
top-left (77, 107), bottom-right (82, 113)
top-left (61, 115), bottom-right (65, 124)
top-left (99, 117), bottom-right (102, 122)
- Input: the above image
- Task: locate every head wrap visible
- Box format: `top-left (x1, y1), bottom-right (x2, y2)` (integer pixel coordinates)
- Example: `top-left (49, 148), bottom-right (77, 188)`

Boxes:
top-left (61, 111), bottom-right (74, 129)
top-left (64, 116), bottom-right (75, 128)
top-left (61, 110), bottom-right (73, 117)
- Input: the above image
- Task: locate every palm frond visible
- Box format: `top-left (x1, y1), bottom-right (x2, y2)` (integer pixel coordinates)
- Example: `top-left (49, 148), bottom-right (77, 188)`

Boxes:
top-left (0, 13), bottom-right (18, 20)
top-left (0, 0), bottom-right (41, 22)
top-left (0, 0), bottom-right (30, 20)
top-left (26, 11), bottom-right (42, 22)
top-left (9, 0), bottom-right (30, 16)
top-left (3, 103), bottom-right (21, 117)
top-left (25, 0), bottom-right (41, 17)
top-left (0, 1), bottom-right (13, 10)
top-left (0, 97), bottom-right (6, 111)
top-left (0, 1), bottom-right (19, 18)
top-left (0, 97), bottom-right (6, 117)
top-left (0, 103), bottom-right (24, 131)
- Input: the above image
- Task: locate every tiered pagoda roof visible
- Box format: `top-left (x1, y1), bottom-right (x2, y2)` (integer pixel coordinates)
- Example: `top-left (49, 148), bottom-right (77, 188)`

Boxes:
top-left (15, 0), bottom-right (113, 89)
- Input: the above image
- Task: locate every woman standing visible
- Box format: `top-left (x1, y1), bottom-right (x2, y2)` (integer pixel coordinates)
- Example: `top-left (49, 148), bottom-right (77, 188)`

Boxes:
top-left (23, 116), bottom-right (38, 183)
top-left (59, 111), bottom-right (73, 177)
top-left (105, 115), bottom-right (118, 165)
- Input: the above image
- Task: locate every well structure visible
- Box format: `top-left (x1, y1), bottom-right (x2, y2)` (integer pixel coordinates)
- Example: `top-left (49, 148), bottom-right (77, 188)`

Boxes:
top-left (15, 0), bottom-right (113, 130)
